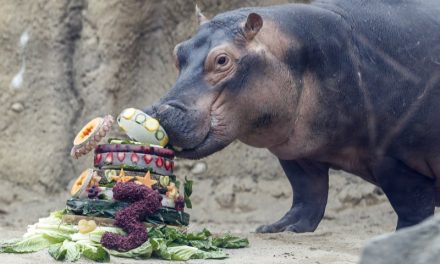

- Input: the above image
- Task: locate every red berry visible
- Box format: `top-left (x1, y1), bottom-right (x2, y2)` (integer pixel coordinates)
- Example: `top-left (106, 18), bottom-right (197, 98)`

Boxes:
top-left (144, 154), bottom-right (153, 164)
top-left (117, 152), bottom-right (125, 162)
top-left (105, 153), bottom-right (113, 164)
top-left (95, 153), bottom-right (102, 164)
top-left (156, 157), bottom-right (163, 167)
top-left (131, 153), bottom-right (139, 164)
top-left (164, 160), bottom-right (171, 170)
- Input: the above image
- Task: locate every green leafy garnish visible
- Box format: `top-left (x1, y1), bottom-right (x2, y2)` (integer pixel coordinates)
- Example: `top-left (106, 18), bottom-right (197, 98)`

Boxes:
top-left (48, 240), bottom-right (81, 262)
top-left (105, 240), bottom-right (152, 259)
top-left (0, 234), bottom-right (55, 253)
top-left (184, 176), bottom-right (193, 209)
top-left (213, 233), bottom-right (250, 248)
top-left (0, 212), bottom-right (248, 262)
top-left (82, 245), bottom-right (110, 262)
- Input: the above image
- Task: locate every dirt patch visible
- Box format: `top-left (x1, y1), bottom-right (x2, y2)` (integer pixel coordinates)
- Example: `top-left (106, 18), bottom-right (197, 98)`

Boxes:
top-left (0, 171), bottom-right (394, 263)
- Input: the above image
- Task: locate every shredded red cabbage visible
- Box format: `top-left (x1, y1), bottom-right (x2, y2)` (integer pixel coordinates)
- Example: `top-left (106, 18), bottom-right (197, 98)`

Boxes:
top-left (101, 182), bottom-right (162, 251)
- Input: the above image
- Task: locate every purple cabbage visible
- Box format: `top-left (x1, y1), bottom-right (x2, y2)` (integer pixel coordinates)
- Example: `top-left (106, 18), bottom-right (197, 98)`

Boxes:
top-left (101, 182), bottom-right (162, 251)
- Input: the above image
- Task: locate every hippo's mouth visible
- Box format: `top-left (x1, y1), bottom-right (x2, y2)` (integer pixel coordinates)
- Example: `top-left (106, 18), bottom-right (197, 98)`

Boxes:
top-left (172, 126), bottom-right (226, 160)
top-left (171, 112), bottom-right (230, 160)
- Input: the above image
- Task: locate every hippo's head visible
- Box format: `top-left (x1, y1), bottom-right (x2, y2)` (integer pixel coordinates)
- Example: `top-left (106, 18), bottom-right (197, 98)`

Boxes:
top-left (147, 7), bottom-right (298, 159)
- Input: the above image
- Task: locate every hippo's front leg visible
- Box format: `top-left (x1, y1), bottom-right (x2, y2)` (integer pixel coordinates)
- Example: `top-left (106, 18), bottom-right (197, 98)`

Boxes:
top-left (257, 159), bottom-right (329, 233)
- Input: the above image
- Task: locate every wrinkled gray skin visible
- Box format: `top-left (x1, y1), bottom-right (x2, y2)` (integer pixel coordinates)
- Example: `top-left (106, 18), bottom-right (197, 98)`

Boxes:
top-left (146, 0), bottom-right (440, 233)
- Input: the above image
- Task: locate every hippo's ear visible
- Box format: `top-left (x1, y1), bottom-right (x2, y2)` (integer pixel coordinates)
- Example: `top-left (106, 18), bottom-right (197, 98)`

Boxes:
top-left (195, 4), bottom-right (209, 26)
top-left (244, 13), bottom-right (263, 40)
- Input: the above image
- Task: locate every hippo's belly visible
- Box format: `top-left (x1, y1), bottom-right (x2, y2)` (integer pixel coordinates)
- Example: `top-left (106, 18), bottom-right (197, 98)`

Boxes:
top-left (322, 148), bottom-right (440, 187)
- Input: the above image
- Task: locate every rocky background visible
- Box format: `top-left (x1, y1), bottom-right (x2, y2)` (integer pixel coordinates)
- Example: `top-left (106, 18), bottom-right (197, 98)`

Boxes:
top-left (0, 0), bottom-right (387, 229)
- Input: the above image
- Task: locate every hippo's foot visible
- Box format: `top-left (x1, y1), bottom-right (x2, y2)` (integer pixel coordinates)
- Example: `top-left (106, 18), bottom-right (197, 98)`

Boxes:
top-left (256, 206), bottom-right (322, 233)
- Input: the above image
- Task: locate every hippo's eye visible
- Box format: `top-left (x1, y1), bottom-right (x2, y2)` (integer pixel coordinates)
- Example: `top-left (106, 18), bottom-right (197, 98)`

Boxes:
top-left (216, 55), bottom-right (229, 66)
top-left (217, 56), bottom-right (227, 65)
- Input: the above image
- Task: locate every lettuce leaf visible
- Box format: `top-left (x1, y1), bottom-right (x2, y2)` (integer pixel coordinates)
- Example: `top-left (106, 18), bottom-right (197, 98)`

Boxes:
top-left (0, 234), bottom-right (55, 253)
top-left (192, 249), bottom-right (228, 259)
top-left (213, 233), bottom-right (249, 248)
top-left (82, 246), bottom-right (109, 262)
top-left (165, 245), bottom-right (201, 261)
top-left (71, 226), bottom-right (124, 244)
top-left (1, 211), bottom-right (249, 262)
top-left (48, 240), bottom-right (81, 262)
top-left (50, 209), bottom-right (67, 219)
top-left (150, 238), bottom-right (227, 261)
top-left (105, 240), bottom-right (153, 259)
top-left (78, 240), bottom-right (109, 263)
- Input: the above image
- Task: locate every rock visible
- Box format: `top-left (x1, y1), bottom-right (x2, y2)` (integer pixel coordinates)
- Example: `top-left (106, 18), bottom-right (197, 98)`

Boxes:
top-left (360, 214), bottom-right (440, 264)
top-left (190, 161), bottom-right (207, 175)
top-left (0, 0), bottom-right (296, 192)
top-left (10, 102), bottom-right (24, 113)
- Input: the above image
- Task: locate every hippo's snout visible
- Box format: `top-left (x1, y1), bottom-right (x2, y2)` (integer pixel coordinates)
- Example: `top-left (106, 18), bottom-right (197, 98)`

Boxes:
top-left (146, 101), bottom-right (211, 152)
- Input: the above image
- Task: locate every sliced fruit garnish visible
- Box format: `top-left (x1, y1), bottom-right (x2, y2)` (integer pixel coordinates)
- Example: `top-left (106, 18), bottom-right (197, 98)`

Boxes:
top-left (95, 153), bottom-right (102, 164)
top-left (145, 118), bottom-right (160, 132)
top-left (78, 219), bottom-right (97, 234)
top-left (104, 169), bottom-right (118, 182)
top-left (71, 169), bottom-right (94, 197)
top-left (70, 115), bottom-right (114, 159)
top-left (117, 152), bottom-right (125, 162)
top-left (159, 175), bottom-right (170, 187)
top-left (121, 108), bottom-right (136, 119)
top-left (135, 171), bottom-right (158, 188)
top-left (155, 130), bottom-right (165, 140)
top-left (144, 154), bottom-right (153, 164)
top-left (73, 118), bottom-right (103, 146)
top-left (131, 153), bottom-right (139, 163)
top-left (156, 157), bottom-right (164, 167)
top-left (105, 152), bottom-right (113, 164)
top-left (135, 113), bottom-right (146, 124)
top-left (164, 160), bottom-right (172, 170)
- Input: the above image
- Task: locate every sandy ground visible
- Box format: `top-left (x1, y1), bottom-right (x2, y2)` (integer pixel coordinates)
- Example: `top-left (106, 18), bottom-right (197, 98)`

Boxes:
top-left (0, 172), bottom-right (400, 264)
top-left (0, 202), bottom-right (397, 264)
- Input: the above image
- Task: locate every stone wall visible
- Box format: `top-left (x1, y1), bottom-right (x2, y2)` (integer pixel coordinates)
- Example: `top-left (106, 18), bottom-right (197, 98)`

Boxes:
top-left (0, 0), bottom-right (384, 226)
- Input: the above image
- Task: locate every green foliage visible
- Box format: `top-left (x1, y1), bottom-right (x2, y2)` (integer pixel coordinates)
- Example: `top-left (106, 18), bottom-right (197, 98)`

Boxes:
top-left (213, 233), bottom-right (250, 248)
top-left (66, 198), bottom-right (190, 225)
top-left (105, 241), bottom-right (152, 259)
top-left (0, 212), bottom-right (248, 262)
top-left (184, 176), bottom-right (193, 209)
top-left (0, 235), bottom-right (55, 253)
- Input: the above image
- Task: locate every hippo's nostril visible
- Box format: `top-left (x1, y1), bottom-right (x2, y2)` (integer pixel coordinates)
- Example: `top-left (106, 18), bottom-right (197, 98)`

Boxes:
top-left (158, 104), bottom-right (172, 114)
top-left (159, 101), bottom-right (188, 113)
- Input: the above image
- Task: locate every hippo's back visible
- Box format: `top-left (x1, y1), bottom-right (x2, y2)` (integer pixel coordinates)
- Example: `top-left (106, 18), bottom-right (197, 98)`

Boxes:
top-left (314, 0), bottom-right (440, 78)
top-left (313, 0), bottom-right (440, 175)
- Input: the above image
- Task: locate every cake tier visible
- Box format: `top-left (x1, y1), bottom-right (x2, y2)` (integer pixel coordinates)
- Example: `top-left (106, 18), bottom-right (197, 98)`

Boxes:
top-left (62, 214), bottom-right (187, 232)
top-left (96, 169), bottom-right (177, 184)
top-left (66, 198), bottom-right (189, 226)
top-left (94, 152), bottom-right (173, 176)
top-left (95, 144), bottom-right (175, 159)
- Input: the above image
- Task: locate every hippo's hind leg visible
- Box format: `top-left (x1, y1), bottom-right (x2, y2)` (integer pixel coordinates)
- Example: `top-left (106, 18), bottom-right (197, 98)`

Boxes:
top-left (373, 157), bottom-right (435, 230)
top-left (256, 159), bottom-right (329, 233)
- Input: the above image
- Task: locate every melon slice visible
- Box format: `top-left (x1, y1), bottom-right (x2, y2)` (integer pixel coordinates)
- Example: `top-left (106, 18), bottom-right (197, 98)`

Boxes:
top-left (70, 115), bottom-right (114, 159)
top-left (71, 169), bottom-right (94, 197)
top-left (73, 117), bottom-right (103, 146)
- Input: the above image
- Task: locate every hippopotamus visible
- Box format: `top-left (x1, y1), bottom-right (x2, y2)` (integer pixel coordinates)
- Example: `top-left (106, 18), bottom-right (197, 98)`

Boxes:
top-left (145, 0), bottom-right (440, 233)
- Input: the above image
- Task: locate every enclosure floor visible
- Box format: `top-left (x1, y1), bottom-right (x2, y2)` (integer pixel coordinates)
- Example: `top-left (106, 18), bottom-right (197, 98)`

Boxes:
top-left (0, 203), bottom-right (399, 264)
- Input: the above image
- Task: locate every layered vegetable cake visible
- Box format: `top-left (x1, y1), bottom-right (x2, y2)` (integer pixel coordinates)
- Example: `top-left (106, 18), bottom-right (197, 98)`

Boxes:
top-left (66, 108), bottom-right (192, 231)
